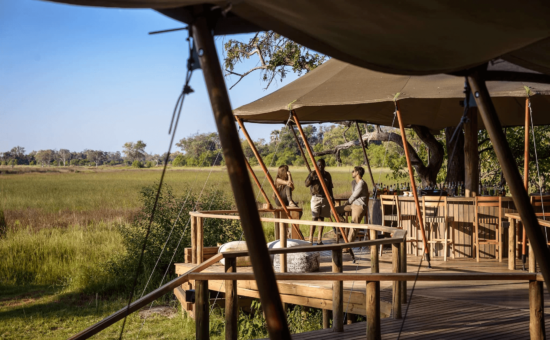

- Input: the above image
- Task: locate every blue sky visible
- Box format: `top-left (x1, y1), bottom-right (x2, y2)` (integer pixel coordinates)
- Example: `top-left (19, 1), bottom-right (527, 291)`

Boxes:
top-left (0, 0), bottom-right (303, 155)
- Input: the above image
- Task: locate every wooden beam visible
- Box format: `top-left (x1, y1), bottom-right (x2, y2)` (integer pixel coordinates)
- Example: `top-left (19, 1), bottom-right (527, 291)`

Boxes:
top-left (188, 271), bottom-right (540, 282)
top-left (196, 279), bottom-right (210, 340)
top-left (464, 108), bottom-right (479, 197)
top-left (323, 310), bottom-right (332, 329)
top-left (290, 124), bottom-right (312, 172)
top-left (395, 103), bottom-right (429, 257)
top-left (223, 238), bottom-right (402, 258)
top-left (468, 69), bottom-right (550, 295)
top-left (225, 258), bottom-right (237, 340)
top-left (366, 280), bottom-right (381, 340)
top-left (355, 121), bottom-right (376, 192)
top-left (529, 280), bottom-right (546, 340)
top-left (332, 249), bottom-right (344, 332)
top-left (509, 218), bottom-right (517, 270)
top-left (392, 243), bottom-right (402, 319)
top-left (370, 229), bottom-right (379, 274)
top-left (400, 240), bottom-right (407, 303)
top-left (291, 110), bottom-right (350, 243)
top-left (235, 116), bottom-right (305, 240)
top-left (244, 157), bottom-right (272, 208)
top-left (523, 98), bottom-right (530, 262)
top-left (191, 12), bottom-right (291, 339)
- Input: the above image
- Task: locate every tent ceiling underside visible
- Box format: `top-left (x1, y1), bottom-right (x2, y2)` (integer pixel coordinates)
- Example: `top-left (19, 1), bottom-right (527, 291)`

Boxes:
top-left (45, 0), bottom-right (550, 76)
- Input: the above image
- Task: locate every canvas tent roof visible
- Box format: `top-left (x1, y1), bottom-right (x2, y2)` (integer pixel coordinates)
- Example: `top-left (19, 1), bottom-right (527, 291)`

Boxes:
top-left (233, 59), bottom-right (550, 130)
top-left (46, 0), bottom-right (550, 76)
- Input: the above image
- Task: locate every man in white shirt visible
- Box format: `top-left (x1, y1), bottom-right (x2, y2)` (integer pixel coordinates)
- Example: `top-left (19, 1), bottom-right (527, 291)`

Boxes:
top-left (334, 166), bottom-right (369, 244)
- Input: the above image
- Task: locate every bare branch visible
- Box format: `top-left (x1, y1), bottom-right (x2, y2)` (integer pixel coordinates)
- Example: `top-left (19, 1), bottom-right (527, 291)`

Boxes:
top-left (226, 65), bottom-right (268, 90)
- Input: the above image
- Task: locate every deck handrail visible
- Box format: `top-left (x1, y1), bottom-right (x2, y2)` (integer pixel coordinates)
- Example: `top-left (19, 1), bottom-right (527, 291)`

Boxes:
top-left (190, 210), bottom-right (401, 232)
top-left (187, 271), bottom-right (543, 282)
top-left (222, 235), bottom-right (405, 258)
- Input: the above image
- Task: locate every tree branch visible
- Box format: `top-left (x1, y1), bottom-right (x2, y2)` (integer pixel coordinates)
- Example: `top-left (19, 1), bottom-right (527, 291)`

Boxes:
top-left (225, 66), bottom-right (268, 90)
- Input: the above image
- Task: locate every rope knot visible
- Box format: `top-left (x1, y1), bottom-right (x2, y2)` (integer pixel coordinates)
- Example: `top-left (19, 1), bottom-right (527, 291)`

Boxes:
top-left (183, 85), bottom-right (194, 94)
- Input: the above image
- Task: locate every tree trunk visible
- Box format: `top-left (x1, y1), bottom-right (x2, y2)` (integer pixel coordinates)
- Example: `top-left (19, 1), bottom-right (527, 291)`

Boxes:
top-left (445, 125), bottom-right (465, 184)
top-left (314, 125), bottom-right (444, 187)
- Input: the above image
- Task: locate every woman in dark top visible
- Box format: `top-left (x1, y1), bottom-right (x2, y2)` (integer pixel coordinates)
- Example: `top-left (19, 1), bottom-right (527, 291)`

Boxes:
top-left (275, 165), bottom-right (298, 207)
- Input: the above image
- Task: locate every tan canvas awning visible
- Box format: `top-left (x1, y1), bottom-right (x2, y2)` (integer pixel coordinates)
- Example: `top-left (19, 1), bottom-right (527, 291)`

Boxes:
top-left (233, 59), bottom-right (550, 130)
top-left (45, 0), bottom-right (550, 76)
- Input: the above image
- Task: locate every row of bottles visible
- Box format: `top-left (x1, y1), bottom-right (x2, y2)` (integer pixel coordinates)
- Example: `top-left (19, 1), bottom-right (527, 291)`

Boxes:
top-left (375, 180), bottom-right (508, 197)
top-left (375, 182), bottom-right (411, 195)
top-left (478, 182), bottom-right (507, 197)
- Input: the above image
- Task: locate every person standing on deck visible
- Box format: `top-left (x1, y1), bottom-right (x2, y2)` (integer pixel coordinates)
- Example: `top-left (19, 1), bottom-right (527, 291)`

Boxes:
top-left (305, 159), bottom-right (335, 245)
top-left (334, 166), bottom-right (369, 251)
top-left (275, 165), bottom-right (298, 207)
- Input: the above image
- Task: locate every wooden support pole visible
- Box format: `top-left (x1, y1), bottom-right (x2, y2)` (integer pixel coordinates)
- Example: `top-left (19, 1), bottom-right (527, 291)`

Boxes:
top-left (395, 103), bottom-right (429, 258)
top-left (290, 125), bottom-right (312, 172)
top-left (530, 243), bottom-right (536, 273)
top-left (195, 279), bottom-right (210, 340)
top-left (332, 249), bottom-right (344, 332)
top-left (464, 108), bottom-right (479, 197)
top-left (509, 218), bottom-right (517, 270)
top-left (366, 280), bottom-right (381, 340)
top-left (280, 221), bottom-right (287, 273)
top-left (530, 280), bottom-right (546, 340)
top-left (523, 98), bottom-right (530, 263)
top-left (291, 111), bottom-right (350, 243)
top-left (392, 243), bottom-right (402, 319)
top-left (468, 70), bottom-right (550, 294)
top-left (400, 240), bottom-right (407, 303)
top-left (191, 216), bottom-right (197, 264)
top-left (274, 211), bottom-right (280, 240)
top-left (370, 229), bottom-right (379, 273)
top-left (244, 157), bottom-right (272, 208)
top-left (191, 13), bottom-right (291, 339)
top-left (225, 258), bottom-right (237, 340)
top-left (322, 310), bottom-right (332, 329)
top-left (235, 117), bottom-right (305, 240)
top-left (355, 121), bottom-right (376, 192)
top-left (197, 217), bottom-right (204, 264)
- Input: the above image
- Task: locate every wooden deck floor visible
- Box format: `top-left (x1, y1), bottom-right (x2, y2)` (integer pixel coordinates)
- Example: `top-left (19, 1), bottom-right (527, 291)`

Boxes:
top-left (285, 292), bottom-right (549, 340)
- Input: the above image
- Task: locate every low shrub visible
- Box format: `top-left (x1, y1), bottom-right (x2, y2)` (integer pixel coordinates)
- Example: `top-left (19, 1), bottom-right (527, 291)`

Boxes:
top-left (132, 160), bottom-right (143, 168)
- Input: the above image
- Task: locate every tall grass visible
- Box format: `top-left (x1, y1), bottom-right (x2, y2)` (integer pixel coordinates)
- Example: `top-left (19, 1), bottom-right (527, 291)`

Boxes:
top-left (0, 222), bottom-right (123, 292)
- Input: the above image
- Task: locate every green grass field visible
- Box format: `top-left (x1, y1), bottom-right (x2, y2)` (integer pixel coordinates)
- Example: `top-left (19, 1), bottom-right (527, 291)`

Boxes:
top-left (0, 165), bottom-right (393, 339)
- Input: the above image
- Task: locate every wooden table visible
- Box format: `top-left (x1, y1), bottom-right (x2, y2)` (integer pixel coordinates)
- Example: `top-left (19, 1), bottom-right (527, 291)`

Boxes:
top-left (505, 212), bottom-right (550, 271)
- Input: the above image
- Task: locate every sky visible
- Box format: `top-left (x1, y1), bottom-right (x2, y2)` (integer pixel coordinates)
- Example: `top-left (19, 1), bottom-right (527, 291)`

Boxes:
top-left (0, 0), bottom-right (304, 155)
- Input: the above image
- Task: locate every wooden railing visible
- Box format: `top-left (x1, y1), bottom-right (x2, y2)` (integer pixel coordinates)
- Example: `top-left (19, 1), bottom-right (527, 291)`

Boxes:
top-left (69, 211), bottom-right (546, 340)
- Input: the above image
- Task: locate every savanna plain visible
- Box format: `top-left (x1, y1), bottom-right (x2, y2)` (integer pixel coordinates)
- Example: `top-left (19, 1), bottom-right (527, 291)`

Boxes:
top-left (0, 165), bottom-right (393, 339)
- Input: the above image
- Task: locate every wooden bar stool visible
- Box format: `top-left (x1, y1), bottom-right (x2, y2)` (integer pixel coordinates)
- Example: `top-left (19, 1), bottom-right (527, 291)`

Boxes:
top-left (422, 196), bottom-right (454, 261)
top-left (381, 195), bottom-right (419, 256)
top-left (474, 196), bottom-right (503, 262)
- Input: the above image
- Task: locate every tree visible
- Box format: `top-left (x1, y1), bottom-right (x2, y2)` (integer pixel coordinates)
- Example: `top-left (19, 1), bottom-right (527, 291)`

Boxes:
top-left (223, 32), bottom-right (327, 89)
top-left (315, 125), bottom-right (445, 186)
top-left (176, 133), bottom-right (220, 159)
top-left (10, 146), bottom-right (26, 163)
top-left (123, 141), bottom-right (147, 161)
top-left (58, 149), bottom-right (71, 166)
top-left (86, 150), bottom-right (106, 167)
top-left (35, 150), bottom-right (53, 167)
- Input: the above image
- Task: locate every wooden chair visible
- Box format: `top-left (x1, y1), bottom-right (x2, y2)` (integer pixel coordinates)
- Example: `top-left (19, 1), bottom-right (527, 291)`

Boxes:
top-left (380, 195), bottom-right (420, 256)
top-left (422, 196), bottom-right (454, 261)
top-left (474, 196), bottom-right (503, 262)
top-left (530, 195), bottom-right (550, 245)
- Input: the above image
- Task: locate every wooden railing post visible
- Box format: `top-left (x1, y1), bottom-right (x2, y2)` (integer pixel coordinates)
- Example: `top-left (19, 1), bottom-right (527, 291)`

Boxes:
top-left (366, 280), bottom-right (381, 340)
top-left (392, 243), bottom-right (402, 319)
top-left (197, 217), bottom-right (204, 264)
top-left (400, 239), bottom-right (407, 303)
top-left (322, 310), bottom-right (332, 329)
top-left (225, 258), bottom-right (237, 340)
top-left (509, 219), bottom-right (517, 270)
top-left (529, 280), bottom-right (546, 340)
top-left (529, 243), bottom-right (536, 273)
top-left (280, 220), bottom-right (287, 273)
top-left (370, 229), bottom-right (379, 273)
top-left (191, 216), bottom-right (197, 264)
top-left (196, 279), bottom-right (210, 340)
top-left (332, 248), bottom-right (344, 332)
